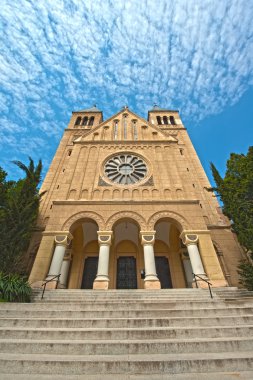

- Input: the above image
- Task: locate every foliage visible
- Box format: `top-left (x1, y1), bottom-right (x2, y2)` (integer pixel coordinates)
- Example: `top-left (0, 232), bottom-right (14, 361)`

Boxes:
top-left (0, 157), bottom-right (44, 275)
top-left (210, 147), bottom-right (253, 290)
top-left (237, 261), bottom-right (253, 291)
top-left (0, 272), bottom-right (31, 302)
top-left (210, 146), bottom-right (253, 253)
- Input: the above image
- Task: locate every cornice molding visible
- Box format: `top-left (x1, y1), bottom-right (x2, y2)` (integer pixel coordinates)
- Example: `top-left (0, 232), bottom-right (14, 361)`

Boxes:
top-left (52, 199), bottom-right (199, 205)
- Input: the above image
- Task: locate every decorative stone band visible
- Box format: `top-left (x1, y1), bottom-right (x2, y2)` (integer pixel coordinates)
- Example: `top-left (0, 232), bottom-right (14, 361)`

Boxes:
top-left (140, 231), bottom-right (156, 246)
top-left (97, 231), bottom-right (113, 246)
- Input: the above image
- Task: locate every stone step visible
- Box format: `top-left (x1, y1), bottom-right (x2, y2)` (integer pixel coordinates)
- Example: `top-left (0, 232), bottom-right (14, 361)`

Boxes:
top-left (1, 306), bottom-right (252, 318)
top-left (0, 351), bottom-right (253, 375)
top-left (0, 325), bottom-right (252, 340)
top-left (32, 296), bottom-right (216, 302)
top-left (0, 337), bottom-right (252, 355)
top-left (32, 289), bottom-right (214, 295)
top-left (30, 299), bottom-right (219, 307)
top-left (3, 300), bottom-right (253, 311)
top-left (1, 372), bottom-right (253, 380)
top-left (1, 315), bottom-right (253, 328)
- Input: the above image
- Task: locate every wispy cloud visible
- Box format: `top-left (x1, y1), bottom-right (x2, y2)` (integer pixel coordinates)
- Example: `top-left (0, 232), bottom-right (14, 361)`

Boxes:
top-left (0, 0), bottom-right (253, 176)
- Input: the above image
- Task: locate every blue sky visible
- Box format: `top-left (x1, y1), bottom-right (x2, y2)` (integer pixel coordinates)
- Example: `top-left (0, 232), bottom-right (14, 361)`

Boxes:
top-left (0, 0), bottom-right (252, 184)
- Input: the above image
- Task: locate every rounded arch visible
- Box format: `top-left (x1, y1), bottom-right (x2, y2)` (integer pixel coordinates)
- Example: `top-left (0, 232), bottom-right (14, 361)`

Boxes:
top-left (106, 211), bottom-right (147, 230)
top-left (62, 211), bottom-right (105, 231)
top-left (148, 211), bottom-right (189, 232)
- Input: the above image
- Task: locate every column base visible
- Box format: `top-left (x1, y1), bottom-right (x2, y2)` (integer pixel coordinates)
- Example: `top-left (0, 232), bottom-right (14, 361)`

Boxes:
top-left (144, 280), bottom-right (161, 289)
top-left (58, 283), bottom-right (67, 289)
top-left (192, 279), bottom-right (228, 289)
top-left (45, 280), bottom-right (58, 290)
top-left (30, 281), bottom-right (44, 289)
top-left (209, 279), bottom-right (228, 288)
top-left (93, 280), bottom-right (109, 290)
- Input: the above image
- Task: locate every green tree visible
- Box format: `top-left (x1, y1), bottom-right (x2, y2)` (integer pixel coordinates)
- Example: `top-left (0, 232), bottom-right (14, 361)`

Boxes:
top-left (210, 146), bottom-right (253, 290)
top-left (0, 157), bottom-right (44, 274)
top-left (210, 146), bottom-right (253, 253)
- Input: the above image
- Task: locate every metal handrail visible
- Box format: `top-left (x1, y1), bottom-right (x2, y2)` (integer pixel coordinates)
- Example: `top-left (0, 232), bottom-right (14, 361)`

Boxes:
top-left (41, 274), bottom-right (61, 299)
top-left (193, 273), bottom-right (213, 299)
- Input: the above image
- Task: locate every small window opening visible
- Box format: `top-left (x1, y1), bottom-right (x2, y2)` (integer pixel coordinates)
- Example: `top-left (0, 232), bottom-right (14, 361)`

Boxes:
top-left (50, 205), bottom-right (52, 209)
top-left (156, 116), bottom-right (162, 125)
top-left (187, 168), bottom-right (189, 171)
top-left (169, 116), bottom-right (176, 125)
top-left (68, 150), bottom-right (72, 156)
top-left (75, 116), bottom-right (82, 126)
top-left (192, 183), bottom-right (195, 188)
top-left (62, 169), bottom-right (65, 172)
top-left (57, 185), bottom-right (59, 189)
top-left (82, 116), bottom-right (88, 126)
top-left (88, 116), bottom-right (95, 126)
top-left (163, 116), bottom-right (168, 125)
top-left (200, 203), bottom-right (202, 208)
top-left (179, 149), bottom-right (184, 155)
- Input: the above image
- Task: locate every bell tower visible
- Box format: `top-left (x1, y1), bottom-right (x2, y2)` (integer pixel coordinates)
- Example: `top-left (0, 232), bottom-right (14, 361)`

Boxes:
top-left (69, 105), bottom-right (103, 129)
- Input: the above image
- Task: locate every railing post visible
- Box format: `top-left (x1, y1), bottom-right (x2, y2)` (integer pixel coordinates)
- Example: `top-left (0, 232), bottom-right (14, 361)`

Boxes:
top-left (41, 274), bottom-right (61, 300)
top-left (192, 273), bottom-right (213, 299)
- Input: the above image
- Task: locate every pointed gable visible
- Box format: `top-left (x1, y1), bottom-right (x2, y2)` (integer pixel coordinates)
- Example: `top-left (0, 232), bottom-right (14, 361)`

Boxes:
top-left (77, 107), bottom-right (178, 143)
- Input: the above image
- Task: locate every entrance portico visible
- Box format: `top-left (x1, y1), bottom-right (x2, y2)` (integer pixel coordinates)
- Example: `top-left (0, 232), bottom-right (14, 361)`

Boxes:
top-left (29, 212), bottom-right (228, 290)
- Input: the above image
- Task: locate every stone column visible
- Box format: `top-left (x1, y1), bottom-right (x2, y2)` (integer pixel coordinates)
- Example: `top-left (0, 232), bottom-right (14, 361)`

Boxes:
top-left (181, 250), bottom-right (193, 288)
top-left (180, 232), bottom-right (208, 288)
top-left (140, 231), bottom-right (161, 289)
top-left (93, 231), bottom-right (113, 290)
top-left (46, 233), bottom-right (72, 289)
top-left (59, 249), bottom-right (72, 288)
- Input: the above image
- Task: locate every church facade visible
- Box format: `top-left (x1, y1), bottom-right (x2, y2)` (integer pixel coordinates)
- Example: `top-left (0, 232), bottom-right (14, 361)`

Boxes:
top-left (28, 105), bottom-right (244, 290)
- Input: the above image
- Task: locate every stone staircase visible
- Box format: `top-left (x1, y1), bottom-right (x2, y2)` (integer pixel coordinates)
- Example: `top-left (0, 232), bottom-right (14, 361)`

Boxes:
top-left (0, 288), bottom-right (253, 379)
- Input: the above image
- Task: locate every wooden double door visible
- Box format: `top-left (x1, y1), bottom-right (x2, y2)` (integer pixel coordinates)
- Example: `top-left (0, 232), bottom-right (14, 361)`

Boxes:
top-left (81, 255), bottom-right (172, 289)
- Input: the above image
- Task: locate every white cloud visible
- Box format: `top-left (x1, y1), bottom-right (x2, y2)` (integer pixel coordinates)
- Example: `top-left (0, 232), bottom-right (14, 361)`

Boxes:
top-left (0, 0), bottom-right (253, 176)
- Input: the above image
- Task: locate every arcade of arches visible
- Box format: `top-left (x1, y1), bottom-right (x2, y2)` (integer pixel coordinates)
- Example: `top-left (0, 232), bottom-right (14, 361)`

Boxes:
top-left (32, 215), bottom-right (228, 290)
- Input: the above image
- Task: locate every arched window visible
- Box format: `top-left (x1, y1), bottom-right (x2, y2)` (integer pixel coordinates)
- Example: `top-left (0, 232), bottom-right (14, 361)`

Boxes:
top-left (88, 116), bottom-right (95, 126)
top-left (75, 116), bottom-right (82, 126)
top-left (156, 116), bottom-right (162, 125)
top-left (163, 116), bottom-right (168, 125)
top-left (82, 116), bottom-right (88, 126)
top-left (169, 116), bottom-right (175, 125)
top-left (132, 121), bottom-right (138, 140)
top-left (113, 121), bottom-right (118, 140)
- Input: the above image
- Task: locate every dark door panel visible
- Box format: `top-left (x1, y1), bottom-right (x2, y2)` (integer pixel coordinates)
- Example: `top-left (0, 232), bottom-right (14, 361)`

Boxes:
top-left (117, 256), bottom-right (137, 289)
top-left (81, 257), bottom-right (98, 289)
top-left (155, 256), bottom-right (172, 289)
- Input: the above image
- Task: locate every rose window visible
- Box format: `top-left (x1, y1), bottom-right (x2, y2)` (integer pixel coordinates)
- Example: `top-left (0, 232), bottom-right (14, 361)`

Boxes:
top-left (104, 154), bottom-right (147, 185)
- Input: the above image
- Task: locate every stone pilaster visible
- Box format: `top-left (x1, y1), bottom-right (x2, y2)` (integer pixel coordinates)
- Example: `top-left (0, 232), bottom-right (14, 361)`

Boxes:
top-left (46, 232), bottom-right (73, 289)
top-left (140, 231), bottom-right (161, 289)
top-left (93, 231), bottom-right (113, 290)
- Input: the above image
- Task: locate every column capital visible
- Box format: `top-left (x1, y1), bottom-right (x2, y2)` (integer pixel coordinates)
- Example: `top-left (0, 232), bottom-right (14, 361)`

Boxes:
top-left (97, 231), bottom-right (113, 246)
top-left (180, 230), bottom-right (199, 246)
top-left (54, 232), bottom-right (73, 247)
top-left (140, 231), bottom-right (156, 246)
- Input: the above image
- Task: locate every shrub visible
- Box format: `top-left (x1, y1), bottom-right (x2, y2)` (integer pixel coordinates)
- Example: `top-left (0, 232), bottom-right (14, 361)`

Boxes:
top-left (238, 260), bottom-right (253, 291)
top-left (0, 272), bottom-right (31, 302)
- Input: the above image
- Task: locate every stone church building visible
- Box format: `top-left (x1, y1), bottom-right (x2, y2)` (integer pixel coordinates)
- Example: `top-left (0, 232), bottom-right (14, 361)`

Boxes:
top-left (28, 105), bottom-right (244, 290)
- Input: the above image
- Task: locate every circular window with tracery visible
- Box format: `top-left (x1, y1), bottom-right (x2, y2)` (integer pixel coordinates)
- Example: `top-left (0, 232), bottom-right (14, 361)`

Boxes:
top-left (104, 154), bottom-right (147, 185)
